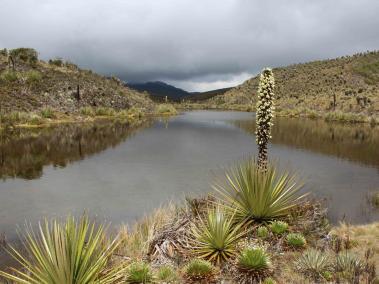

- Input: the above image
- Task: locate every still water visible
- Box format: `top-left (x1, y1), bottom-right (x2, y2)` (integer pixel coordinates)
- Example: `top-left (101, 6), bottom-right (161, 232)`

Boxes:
top-left (0, 111), bottom-right (378, 241)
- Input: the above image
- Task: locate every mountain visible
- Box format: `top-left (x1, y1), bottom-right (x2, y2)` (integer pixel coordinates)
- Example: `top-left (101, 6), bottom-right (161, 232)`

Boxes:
top-left (128, 81), bottom-right (189, 101)
top-left (128, 81), bottom-right (232, 102)
top-left (0, 47), bottom-right (154, 113)
top-left (207, 50), bottom-right (379, 117)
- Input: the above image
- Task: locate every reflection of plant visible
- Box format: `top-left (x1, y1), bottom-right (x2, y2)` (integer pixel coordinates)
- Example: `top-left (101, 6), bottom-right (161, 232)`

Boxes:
top-left (0, 215), bottom-right (124, 284)
top-left (214, 158), bottom-right (305, 222)
top-left (256, 68), bottom-right (275, 169)
top-left (191, 206), bottom-right (245, 264)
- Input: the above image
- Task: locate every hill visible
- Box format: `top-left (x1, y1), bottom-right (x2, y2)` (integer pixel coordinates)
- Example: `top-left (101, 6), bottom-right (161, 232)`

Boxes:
top-left (128, 81), bottom-right (232, 102)
top-left (203, 51), bottom-right (379, 119)
top-left (128, 81), bottom-right (189, 101)
top-left (0, 48), bottom-right (154, 114)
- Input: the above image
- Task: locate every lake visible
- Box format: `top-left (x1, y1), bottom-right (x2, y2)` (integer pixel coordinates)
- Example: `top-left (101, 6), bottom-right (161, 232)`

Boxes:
top-left (0, 111), bottom-right (379, 247)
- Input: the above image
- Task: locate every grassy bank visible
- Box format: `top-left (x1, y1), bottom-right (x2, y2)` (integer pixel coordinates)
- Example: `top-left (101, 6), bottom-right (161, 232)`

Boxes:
top-left (0, 104), bottom-right (178, 130)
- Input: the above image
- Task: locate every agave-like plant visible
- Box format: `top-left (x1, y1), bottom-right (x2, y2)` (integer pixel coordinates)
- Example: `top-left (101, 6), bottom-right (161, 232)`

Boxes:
top-left (0, 215), bottom-right (125, 284)
top-left (191, 206), bottom-right (246, 264)
top-left (295, 249), bottom-right (332, 280)
top-left (213, 158), bottom-right (306, 222)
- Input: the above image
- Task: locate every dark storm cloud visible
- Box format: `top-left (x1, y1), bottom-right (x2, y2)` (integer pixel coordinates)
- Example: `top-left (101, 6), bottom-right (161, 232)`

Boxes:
top-left (1, 0), bottom-right (379, 91)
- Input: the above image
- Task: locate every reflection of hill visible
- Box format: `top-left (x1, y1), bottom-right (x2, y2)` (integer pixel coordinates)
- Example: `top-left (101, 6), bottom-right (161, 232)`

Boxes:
top-left (0, 119), bottom-right (152, 179)
top-left (234, 118), bottom-right (379, 168)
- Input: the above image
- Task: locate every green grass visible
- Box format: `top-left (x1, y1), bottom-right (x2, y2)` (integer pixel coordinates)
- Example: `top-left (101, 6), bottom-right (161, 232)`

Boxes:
top-left (95, 107), bottom-right (116, 116)
top-left (257, 226), bottom-right (269, 239)
top-left (25, 70), bottom-right (42, 84)
top-left (237, 247), bottom-right (272, 271)
top-left (0, 215), bottom-right (124, 284)
top-left (191, 206), bottom-right (245, 264)
top-left (126, 261), bottom-right (153, 283)
top-left (80, 106), bottom-right (96, 117)
top-left (270, 221), bottom-right (288, 235)
top-left (324, 111), bottom-right (366, 123)
top-left (156, 265), bottom-right (178, 283)
top-left (183, 259), bottom-right (216, 282)
top-left (214, 158), bottom-right (306, 222)
top-left (0, 70), bottom-right (19, 82)
top-left (286, 233), bottom-right (306, 247)
top-left (40, 107), bottom-right (56, 119)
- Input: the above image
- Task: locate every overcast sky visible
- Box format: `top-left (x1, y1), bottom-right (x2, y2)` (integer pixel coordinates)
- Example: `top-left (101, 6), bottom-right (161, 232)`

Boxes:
top-left (1, 0), bottom-right (379, 91)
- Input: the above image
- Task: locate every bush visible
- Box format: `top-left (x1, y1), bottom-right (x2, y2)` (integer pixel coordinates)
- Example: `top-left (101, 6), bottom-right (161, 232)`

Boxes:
top-left (48, 58), bottom-right (64, 66)
top-left (257, 226), bottom-right (269, 239)
top-left (40, 107), bottom-right (56, 119)
top-left (214, 158), bottom-right (305, 222)
top-left (0, 215), bottom-right (124, 283)
top-left (155, 104), bottom-right (177, 115)
top-left (335, 251), bottom-right (364, 281)
top-left (286, 233), bottom-right (306, 247)
top-left (26, 70), bottom-right (42, 82)
top-left (183, 259), bottom-right (217, 282)
top-left (95, 107), bottom-right (116, 116)
top-left (191, 206), bottom-right (245, 264)
top-left (295, 249), bottom-right (332, 280)
top-left (236, 247), bottom-right (272, 282)
top-left (0, 70), bottom-right (19, 82)
top-left (270, 221), bottom-right (288, 235)
top-left (9, 48), bottom-right (38, 65)
top-left (80, 106), bottom-right (95, 117)
top-left (238, 247), bottom-right (272, 271)
top-left (126, 261), bottom-right (153, 283)
top-left (263, 277), bottom-right (277, 284)
top-left (157, 265), bottom-right (178, 283)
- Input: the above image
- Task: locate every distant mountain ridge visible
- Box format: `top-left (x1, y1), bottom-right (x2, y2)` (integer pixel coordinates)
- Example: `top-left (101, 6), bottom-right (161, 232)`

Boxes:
top-left (128, 81), bottom-right (231, 101)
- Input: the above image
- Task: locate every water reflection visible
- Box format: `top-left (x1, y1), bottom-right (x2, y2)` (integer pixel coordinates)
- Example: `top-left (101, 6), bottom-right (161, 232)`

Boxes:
top-left (0, 119), bottom-right (152, 179)
top-left (234, 118), bottom-right (379, 169)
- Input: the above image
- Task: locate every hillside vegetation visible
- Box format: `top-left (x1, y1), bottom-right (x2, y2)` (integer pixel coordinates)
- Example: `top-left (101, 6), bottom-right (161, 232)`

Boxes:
top-left (0, 48), bottom-right (154, 114)
top-left (202, 51), bottom-right (379, 120)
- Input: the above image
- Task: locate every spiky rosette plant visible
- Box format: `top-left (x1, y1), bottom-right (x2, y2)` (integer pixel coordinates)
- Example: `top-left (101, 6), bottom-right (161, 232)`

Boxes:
top-left (256, 68), bottom-right (275, 170)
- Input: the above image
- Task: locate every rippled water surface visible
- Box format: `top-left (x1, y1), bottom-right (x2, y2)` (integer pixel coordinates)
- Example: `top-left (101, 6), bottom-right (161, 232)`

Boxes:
top-left (1, 111), bottom-right (379, 246)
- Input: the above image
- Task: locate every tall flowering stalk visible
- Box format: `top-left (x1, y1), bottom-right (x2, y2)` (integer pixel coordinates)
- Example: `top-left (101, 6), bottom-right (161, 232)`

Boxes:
top-left (256, 68), bottom-right (275, 170)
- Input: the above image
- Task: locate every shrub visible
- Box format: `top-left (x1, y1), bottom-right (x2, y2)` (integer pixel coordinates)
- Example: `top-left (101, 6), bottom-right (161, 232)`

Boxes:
top-left (183, 259), bottom-right (217, 282)
top-left (0, 70), bottom-right (19, 82)
top-left (9, 48), bottom-right (38, 65)
top-left (335, 251), bottom-right (364, 280)
top-left (214, 158), bottom-right (305, 222)
top-left (126, 261), bottom-right (153, 283)
top-left (0, 215), bottom-right (124, 283)
top-left (80, 106), bottom-right (95, 117)
top-left (40, 107), bottom-right (55, 119)
top-left (257, 226), bottom-right (269, 239)
top-left (191, 206), bottom-right (245, 264)
top-left (95, 107), bottom-right (116, 116)
top-left (25, 70), bottom-right (42, 84)
top-left (295, 249), bottom-right (332, 280)
top-left (157, 265), bottom-right (178, 283)
top-left (237, 247), bottom-right (271, 274)
top-left (263, 277), bottom-right (277, 284)
top-left (49, 58), bottom-right (64, 66)
top-left (155, 104), bottom-right (177, 115)
top-left (286, 233), bottom-right (306, 247)
top-left (270, 221), bottom-right (288, 235)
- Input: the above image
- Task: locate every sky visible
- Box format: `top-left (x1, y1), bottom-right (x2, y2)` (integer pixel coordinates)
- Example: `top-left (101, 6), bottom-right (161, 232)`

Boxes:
top-left (1, 0), bottom-right (379, 92)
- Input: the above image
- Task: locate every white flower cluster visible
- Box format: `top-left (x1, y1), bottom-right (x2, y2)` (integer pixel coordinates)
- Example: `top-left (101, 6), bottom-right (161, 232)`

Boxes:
top-left (256, 68), bottom-right (275, 147)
